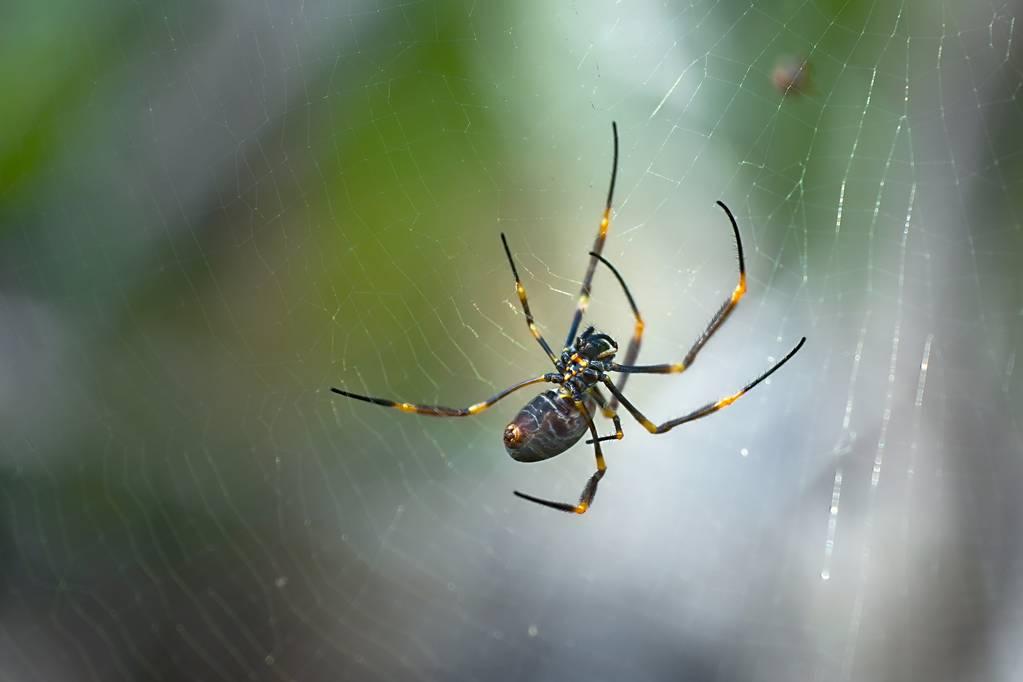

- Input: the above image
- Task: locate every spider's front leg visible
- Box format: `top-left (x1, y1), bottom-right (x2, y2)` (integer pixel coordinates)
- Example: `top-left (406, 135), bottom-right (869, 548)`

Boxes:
top-left (604, 336), bottom-right (806, 434)
top-left (501, 233), bottom-right (559, 366)
top-left (607, 201), bottom-right (748, 378)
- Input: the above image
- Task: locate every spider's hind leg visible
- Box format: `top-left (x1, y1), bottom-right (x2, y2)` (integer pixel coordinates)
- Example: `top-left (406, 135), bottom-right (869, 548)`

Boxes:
top-left (513, 401), bottom-right (609, 515)
top-left (586, 386), bottom-right (624, 444)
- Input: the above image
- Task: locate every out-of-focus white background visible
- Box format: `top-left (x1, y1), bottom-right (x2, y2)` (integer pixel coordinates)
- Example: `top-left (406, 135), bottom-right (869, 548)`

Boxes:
top-left (2, 1), bottom-right (1022, 680)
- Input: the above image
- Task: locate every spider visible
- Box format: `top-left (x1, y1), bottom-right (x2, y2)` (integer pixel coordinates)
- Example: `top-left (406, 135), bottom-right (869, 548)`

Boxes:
top-left (331, 122), bottom-right (806, 514)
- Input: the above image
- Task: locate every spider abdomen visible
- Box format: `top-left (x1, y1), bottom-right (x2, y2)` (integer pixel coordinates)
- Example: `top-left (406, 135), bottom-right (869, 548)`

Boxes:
top-left (503, 390), bottom-right (595, 462)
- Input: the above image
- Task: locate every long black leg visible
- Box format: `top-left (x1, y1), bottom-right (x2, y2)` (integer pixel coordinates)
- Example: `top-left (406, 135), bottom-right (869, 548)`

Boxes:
top-left (587, 252), bottom-right (644, 416)
top-left (564, 121), bottom-right (620, 348)
top-left (583, 386), bottom-right (623, 443)
top-left (513, 400), bottom-right (607, 514)
top-left (605, 337), bottom-right (806, 433)
top-left (586, 413), bottom-right (623, 445)
top-left (608, 201), bottom-right (747, 376)
top-left (501, 233), bottom-right (559, 365)
top-left (330, 374), bottom-right (559, 417)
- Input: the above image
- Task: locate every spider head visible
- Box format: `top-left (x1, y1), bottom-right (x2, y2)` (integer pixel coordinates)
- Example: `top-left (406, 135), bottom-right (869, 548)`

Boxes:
top-left (574, 326), bottom-right (618, 361)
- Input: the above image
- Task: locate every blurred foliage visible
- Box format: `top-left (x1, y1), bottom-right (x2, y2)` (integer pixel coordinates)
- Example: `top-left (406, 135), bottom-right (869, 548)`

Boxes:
top-left (0, 2), bottom-right (140, 198)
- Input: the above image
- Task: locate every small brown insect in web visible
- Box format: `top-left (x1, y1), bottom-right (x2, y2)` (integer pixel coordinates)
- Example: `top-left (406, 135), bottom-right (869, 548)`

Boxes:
top-left (773, 56), bottom-right (813, 96)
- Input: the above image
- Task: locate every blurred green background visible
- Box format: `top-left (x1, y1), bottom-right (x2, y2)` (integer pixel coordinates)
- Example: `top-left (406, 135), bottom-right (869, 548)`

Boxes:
top-left (2, 0), bottom-right (1022, 680)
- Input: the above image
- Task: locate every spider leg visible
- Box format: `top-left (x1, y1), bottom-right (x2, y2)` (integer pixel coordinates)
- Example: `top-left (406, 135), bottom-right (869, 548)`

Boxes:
top-left (513, 400), bottom-right (608, 514)
top-left (583, 386), bottom-right (623, 443)
top-left (585, 413), bottom-right (623, 445)
top-left (564, 121), bottom-right (619, 348)
top-left (608, 201), bottom-right (747, 376)
top-left (330, 374), bottom-right (559, 417)
top-left (604, 337), bottom-right (805, 433)
top-left (586, 252), bottom-right (644, 416)
top-left (500, 233), bottom-right (558, 366)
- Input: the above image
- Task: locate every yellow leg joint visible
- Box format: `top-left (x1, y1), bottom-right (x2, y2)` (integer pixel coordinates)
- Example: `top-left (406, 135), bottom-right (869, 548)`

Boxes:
top-left (574, 502), bottom-right (589, 514)
top-left (730, 275), bottom-right (747, 304)
top-left (714, 390), bottom-right (744, 409)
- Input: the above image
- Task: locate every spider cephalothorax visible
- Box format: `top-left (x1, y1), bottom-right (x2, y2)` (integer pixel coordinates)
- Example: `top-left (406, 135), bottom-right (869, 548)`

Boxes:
top-left (555, 326), bottom-right (618, 397)
top-left (331, 121), bottom-right (806, 515)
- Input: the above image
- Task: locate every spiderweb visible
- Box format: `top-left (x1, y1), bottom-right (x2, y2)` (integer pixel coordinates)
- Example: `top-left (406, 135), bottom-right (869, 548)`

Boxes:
top-left (2, 0), bottom-right (1022, 680)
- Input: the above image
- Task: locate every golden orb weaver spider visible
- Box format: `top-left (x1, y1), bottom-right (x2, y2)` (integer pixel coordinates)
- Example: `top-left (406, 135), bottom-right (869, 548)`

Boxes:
top-left (331, 122), bottom-right (806, 515)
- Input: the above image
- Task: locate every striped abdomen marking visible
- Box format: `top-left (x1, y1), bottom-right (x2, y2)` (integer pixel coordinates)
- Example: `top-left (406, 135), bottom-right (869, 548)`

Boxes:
top-left (503, 390), bottom-right (595, 462)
